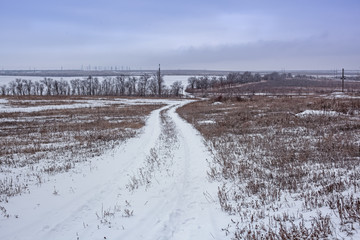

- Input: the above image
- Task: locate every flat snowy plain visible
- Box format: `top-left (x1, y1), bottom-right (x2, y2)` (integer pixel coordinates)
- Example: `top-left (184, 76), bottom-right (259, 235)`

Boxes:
top-left (0, 98), bottom-right (229, 240)
top-left (1, 94), bottom-right (360, 240)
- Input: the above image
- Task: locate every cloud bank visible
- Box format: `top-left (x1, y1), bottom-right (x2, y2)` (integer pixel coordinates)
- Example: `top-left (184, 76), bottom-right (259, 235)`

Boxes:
top-left (1, 0), bottom-right (359, 70)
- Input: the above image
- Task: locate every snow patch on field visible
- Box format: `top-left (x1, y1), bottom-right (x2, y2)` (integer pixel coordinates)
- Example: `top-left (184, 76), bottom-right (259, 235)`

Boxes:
top-left (198, 120), bottom-right (216, 125)
top-left (296, 109), bottom-right (341, 117)
top-left (212, 101), bottom-right (222, 105)
top-left (0, 98), bottom-right (175, 113)
top-left (330, 92), bottom-right (360, 99)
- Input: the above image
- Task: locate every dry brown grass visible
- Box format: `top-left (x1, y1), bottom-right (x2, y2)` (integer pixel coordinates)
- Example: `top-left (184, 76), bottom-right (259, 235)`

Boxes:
top-left (0, 104), bottom-right (162, 167)
top-left (0, 96), bottom-right (164, 205)
top-left (177, 94), bottom-right (360, 239)
top-left (188, 77), bottom-right (360, 97)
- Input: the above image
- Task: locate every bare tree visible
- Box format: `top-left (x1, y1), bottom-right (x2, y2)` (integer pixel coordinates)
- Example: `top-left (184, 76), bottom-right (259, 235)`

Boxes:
top-left (41, 78), bottom-right (53, 96)
top-left (254, 73), bottom-right (261, 82)
top-left (0, 85), bottom-right (6, 95)
top-left (219, 76), bottom-right (225, 88)
top-left (20, 79), bottom-right (32, 95)
top-left (199, 76), bottom-right (209, 92)
top-left (34, 81), bottom-right (40, 95)
top-left (129, 76), bottom-right (137, 96)
top-left (102, 77), bottom-right (112, 95)
top-left (9, 81), bottom-right (16, 95)
top-left (39, 82), bottom-right (44, 95)
top-left (170, 81), bottom-right (184, 97)
top-left (53, 80), bottom-right (60, 95)
top-left (187, 77), bottom-right (197, 90)
top-left (148, 77), bottom-right (158, 96)
top-left (115, 75), bottom-right (126, 96)
top-left (138, 73), bottom-right (150, 96)
top-left (15, 79), bottom-right (23, 95)
top-left (92, 77), bottom-right (100, 95)
top-left (70, 79), bottom-right (78, 95)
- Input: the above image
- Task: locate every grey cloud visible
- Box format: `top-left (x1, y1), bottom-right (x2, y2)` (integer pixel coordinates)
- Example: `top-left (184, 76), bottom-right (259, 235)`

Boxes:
top-left (153, 38), bottom-right (360, 70)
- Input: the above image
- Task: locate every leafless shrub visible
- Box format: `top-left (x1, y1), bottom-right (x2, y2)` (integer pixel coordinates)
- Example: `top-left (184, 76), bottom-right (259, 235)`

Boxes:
top-left (122, 208), bottom-right (134, 218)
top-left (96, 202), bottom-right (125, 227)
top-left (0, 206), bottom-right (9, 218)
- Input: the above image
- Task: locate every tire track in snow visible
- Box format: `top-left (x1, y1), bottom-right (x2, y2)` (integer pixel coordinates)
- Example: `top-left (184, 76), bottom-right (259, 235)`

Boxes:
top-left (0, 100), bottom-right (228, 240)
top-left (0, 104), bottom-right (168, 240)
top-left (114, 102), bottom-right (226, 240)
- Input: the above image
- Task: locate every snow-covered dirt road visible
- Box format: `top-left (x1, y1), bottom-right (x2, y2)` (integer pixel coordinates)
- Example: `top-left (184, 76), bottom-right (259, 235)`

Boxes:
top-left (0, 100), bottom-right (228, 240)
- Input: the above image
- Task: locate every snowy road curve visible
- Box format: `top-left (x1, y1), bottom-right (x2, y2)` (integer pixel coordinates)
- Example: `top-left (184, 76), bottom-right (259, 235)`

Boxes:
top-left (0, 100), bottom-right (228, 240)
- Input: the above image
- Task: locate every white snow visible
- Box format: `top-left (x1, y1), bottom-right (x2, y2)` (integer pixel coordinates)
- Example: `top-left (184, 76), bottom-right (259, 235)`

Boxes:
top-left (329, 92), bottom-right (360, 99)
top-left (0, 99), bottom-right (228, 240)
top-left (212, 102), bottom-right (222, 105)
top-left (0, 98), bottom-right (171, 113)
top-left (296, 109), bottom-right (341, 117)
top-left (198, 120), bottom-right (216, 125)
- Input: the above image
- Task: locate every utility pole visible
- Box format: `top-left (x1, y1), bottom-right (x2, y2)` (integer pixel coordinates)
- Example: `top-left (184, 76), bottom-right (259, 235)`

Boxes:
top-left (158, 64), bottom-right (161, 96)
top-left (341, 68), bottom-right (345, 92)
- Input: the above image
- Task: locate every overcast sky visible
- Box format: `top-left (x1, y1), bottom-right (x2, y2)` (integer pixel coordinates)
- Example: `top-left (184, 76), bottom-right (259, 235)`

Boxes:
top-left (1, 0), bottom-right (359, 71)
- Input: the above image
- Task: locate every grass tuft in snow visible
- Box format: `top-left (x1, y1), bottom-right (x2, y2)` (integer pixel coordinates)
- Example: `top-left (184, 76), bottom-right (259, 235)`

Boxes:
top-left (126, 106), bottom-right (179, 191)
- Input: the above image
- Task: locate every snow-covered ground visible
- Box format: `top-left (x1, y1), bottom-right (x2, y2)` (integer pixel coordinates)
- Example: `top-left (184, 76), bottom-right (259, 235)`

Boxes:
top-left (0, 98), bottom-right (176, 113)
top-left (177, 96), bottom-right (360, 239)
top-left (0, 99), bottom-right (229, 240)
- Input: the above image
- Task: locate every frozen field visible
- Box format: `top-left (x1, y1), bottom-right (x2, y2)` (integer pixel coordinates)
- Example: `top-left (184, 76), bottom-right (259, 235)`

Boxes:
top-left (178, 94), bottom-right (360, 239)
top-left (1, 94), bottom-right (360, 239)
top-left (0, 97), bottom-right (229, 240)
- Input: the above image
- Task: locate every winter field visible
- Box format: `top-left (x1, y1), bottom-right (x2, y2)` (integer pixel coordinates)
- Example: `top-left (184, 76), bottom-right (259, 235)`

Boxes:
top-left (0, 96), bottom-right (227, 240)
top-left (0, 93), bottom-right (360, 239)
top-left (178, 93), bottom-right (360, 239)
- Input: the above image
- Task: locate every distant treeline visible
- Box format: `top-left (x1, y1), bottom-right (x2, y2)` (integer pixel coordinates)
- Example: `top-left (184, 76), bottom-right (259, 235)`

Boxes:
top-left (2, 71), bottom-right (347, 97)
top-left (0, 73), bottom-right (184, 97)
top-left (185, 71), bottom-right (301, 92)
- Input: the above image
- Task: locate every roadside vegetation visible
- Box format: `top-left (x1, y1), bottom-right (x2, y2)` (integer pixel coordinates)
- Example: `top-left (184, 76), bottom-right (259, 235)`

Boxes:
top-left (177, 94), bottom-right (360, 239)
